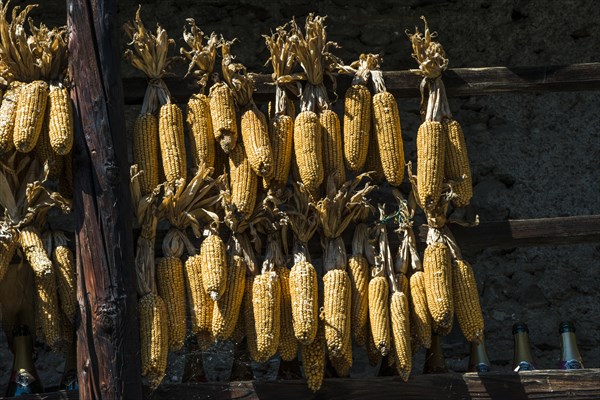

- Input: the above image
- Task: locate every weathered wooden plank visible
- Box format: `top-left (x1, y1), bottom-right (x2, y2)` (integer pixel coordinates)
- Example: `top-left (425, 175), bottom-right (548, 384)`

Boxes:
top-left (123, 62), bottom-right (600, 104)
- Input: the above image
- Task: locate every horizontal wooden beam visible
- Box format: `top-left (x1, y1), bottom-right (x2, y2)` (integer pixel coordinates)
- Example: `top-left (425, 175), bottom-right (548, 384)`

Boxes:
top-left (123, 62), bottom-right (600, 104)
top-left (6, 369), bottom-right (599, 399)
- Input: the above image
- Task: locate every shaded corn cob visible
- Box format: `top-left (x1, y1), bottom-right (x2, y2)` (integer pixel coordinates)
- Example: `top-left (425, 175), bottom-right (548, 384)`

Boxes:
top-left (52, 245), bottom-right (77, 324)
top-left (0, 82), bottom-right (23, 154)
top-left (293, 111), bottom-right (323, 199)
top-left (289, 261), bottom-right (319, 345)
top-left (200, 234), bottom-right (227, 301)
top-left (417, 121), bottom-right (445, 210)
top-left (368, 276), bottom-right (390, 356)
top-left (364, 118), bottom-right (384, 183)
top-left (320, 109), bottom-right (345, 189)
top-left (35, 114), bottom-right (63, 180)
top-left (212, 255), bottom-right (246, 340)
top-left (60, 152), bottom-right (73, 199)
top-left (390, 291), bottom-right (412, 381)
top-left (243, 275), bottom-right (259, 361)
top-left (265, 114), bottom-right (293, 189)
top-left (409, 270), bottom-right (432, 350)
top-left (366, 323), bottom-right (383, 366)
top-left (347, 254), bottom-right (369, 346)
top-left (323, 269), bottom-right (351, 357)
top-left (241, 105), bottom-right (273, 177)
top-left (184, 254), bottom-right (213, 335)
top-left (213, 142), bottom-right (229, 176)
top-left (159, 103), bottom-right (187, 183)
top-left (13, 81), bottom-right (49, 153)
top-left (372, 91), bottom-right (404, 186)
top-left (452, 259), bottom-right (484, 343)
top-left (344, 84), bottom-right (371, 171)
top-left (209, 82), bottom-right (237, 153)
top-left (0, 241), bottom-right (17, 284)
top-left (48, 86), bottom-right (74, 155)
top-left (330, 330), bottom-right (352, 377)
top-left (277, 266), bottom-right (298, 361)
top-left (139, 293), bottom-right (168, 389)
top-left (300, 319), bottom-right (326, 392)
top-left (133, 113), bottom-right (160, 195)
top-left (231, 308), bottom-right (246, 344)
top-left (443, 119), bottom-right (472, 207)
top-left (423, 242), bottom-right (453, 334)
top-left (253, 271), bottom-right (281, 362)
top-left (229, 143), bottom-right (258, 217)
top-left (156, 256), bottom-right (187, 351)
top-left (290, 151), bottom-right (301, 183)
top-left (187, 94), bottom-right (215, 171)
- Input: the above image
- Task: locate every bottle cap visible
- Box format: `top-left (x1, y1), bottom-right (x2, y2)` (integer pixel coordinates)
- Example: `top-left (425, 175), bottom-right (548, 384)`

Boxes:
top-left (512, 322), bottom-right (529, 334)
top-left (559, 321), bottom-right (575, 334)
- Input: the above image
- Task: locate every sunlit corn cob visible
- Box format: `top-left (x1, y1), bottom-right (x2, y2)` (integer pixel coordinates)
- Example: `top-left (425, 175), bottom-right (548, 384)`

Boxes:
top-left (423, 242), bottom-right (453, 334)
top-left (241, 105), bottom-right (273, 177)
top-left (293, 111), bottom-right (323, 199)
top-left (0, 241), bottom-right (17, 284)
top-left (344, 84), bottom-right (371, 171)
top-left (139, 293), bottom-right (168, 389)
top-left (209, 82), bottom-right (237, 153)
top-left (290, 261), bottom-right (319, 345)
top-left (348, 254), bottom-right (369, 346)
top-left (253, 271), bottom-right (281, 362)
top-left (156, 256), bottom-right (187, 351)
top-left (366, 322), bottom-right (382, 366)
top-left (184, 254), bottom-right (213, 335)
top-left (133, 113), bottom-right (159, 195)
top-left (35, 116), bottom-right (63, 180)
top-left (229, 143), bottom-right (258, 217)
top-left (409, 270), bottom-right (432, 350)
top-left (0, 82), bottom-right (23, 154)
top-left (368, 276), bottom-right (390, 356)
top-left (266, 114), bottom-right (293, 189)
top-left (452, 259), bottom-right (484, 343)
top-left (52, 245), bottom-right (77, 324)
top-left (200, 234), bottom-right (227, 301)
top-left (364, 119), bottom-right (384, 183)
top-left (243, 275), bottom-right (259, 361)
top-left (390, 291), bottom-right (411, 381)
top-left (300, 320), bottom-right (326, 392)
top-left (187, 94), bottom-right (215, 171)
top-left (277, 266), bottom-right (298, 361)
top-left (159, 103), bottom-right (186, 183)
top-left (212, 255), bottom-right (246, 340)
top-left (323, 269), bottom-right (351, 357)
top-left (443, 119), bottom-right (472, 207)
top-left (372, 91), bottom-right (404, 186)
top-left (320, 109), bottom-right (345, 189)
top-left (417, 121), bottom-right (445, 210)
top-left (13, 81), bottom-right (49, 153)
top-left (48, 86), bottom-right (73, 155)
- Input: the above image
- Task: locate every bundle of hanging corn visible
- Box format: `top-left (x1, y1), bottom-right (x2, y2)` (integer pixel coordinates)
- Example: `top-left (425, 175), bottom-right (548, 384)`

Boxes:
top-left (406, 18), bottom-right (483, 343)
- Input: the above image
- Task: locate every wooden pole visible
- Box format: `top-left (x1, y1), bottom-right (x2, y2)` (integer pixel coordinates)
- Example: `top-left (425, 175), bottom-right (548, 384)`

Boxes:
top-left (67, 0), bottom-right (142, 399)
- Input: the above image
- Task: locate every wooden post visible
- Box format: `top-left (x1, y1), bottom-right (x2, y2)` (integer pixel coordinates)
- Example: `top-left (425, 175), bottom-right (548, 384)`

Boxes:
top-left (67, 0), bottom-right (142, 399)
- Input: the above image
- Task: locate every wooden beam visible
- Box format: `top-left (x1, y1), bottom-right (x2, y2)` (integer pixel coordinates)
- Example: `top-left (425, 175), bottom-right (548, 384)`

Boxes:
top-left (68, 0), bottom-right (142, 399)
top-left (123, 62), bottom-right (600, 104)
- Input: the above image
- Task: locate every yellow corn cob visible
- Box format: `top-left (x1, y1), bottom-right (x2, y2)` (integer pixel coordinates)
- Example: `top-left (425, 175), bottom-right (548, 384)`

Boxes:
top-left (289, 261), bottom-right (318, 345)
top-left (184, 254), bottom-right (213, 335)
top-left (290, 151), bottom-right (301, 183)
top-left (368, 276), bottom-right (390, 356)
top-left (229, 143), bottom-right (258, 217)
top-left (277, 266), bottom-right (298, 361)
top-left (372, 91), bottom-right (404, 186)
top-left (0, 241), bottom-right (17, 284)
top-left (347, 254), bottom-right (369, 346)
top-left (423, 242), bottom-right (453, 334)
top-left (323, 269), bottom-right (351, 357)
top-left (417, 121), bottom-right (445, 210)
top-left (209, 82), bottom-right (238, 153)
top-left (241, 105), bottom-right (273, 177)
top-left (320, 109), bottom-right (345, 188)
top-left (366, 322), bottom-right (382, 366)
top-left (364, 119), bottom-right (384, 183)
top-left (212, 255), bottom-right (246, 340)
top-left (156, 256), bottom-right (187, 351)
top-left (443, 119), bottom-right (472, 207)
top-left (231, 308), bottom-right (246, 344)
top-left (330, 329), bottom-right (352, 377)
top-left (252, 271), bottom-right (281, 362)
top-left (0, 82), bottom-right (23, 154)
top-left (187, 94), bottom-right (215, 171)
top-left (60, 152), bottom-right (73, 199)
top-left (266, 114), bottom-right (293, 188)
top-left (199, 234), bottom-right (228, 301)
top-left (300, 319), bottom-right (326, 392)
top-left (159, 103), bottom-right (187, 183)
top-left (293, 111), bottom-right (323, 199)
top-left (13, 81), bottom-right (49, 153)
top-left (243, 275), bottom-right (259, 361)
top-left (133, 113), bottom-right (159, 196)
top-left (48, 86), bottom-right (74, 155)
top-left (452, 259), bottom-right (484, 343)
top-left (390, 291), bottom-right (412, 381)
top-left (139, 293), bottom-right (168, 389)
top-left (35, 116), bottom-right (63, 180)
top-left (344, 84), bottom-right (371, 171)
top-left (409, 270), bottom-right (432, 350)
top-left (52, 245), bottom-right (77, 324)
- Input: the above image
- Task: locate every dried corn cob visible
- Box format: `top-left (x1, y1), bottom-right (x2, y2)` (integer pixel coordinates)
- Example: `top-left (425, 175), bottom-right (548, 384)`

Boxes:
top-left (320, 109), bottom-right (345, 189)
top-left (323, 269), bottom-right (351, 357)
top-left (13, 81), bottom-right (49, 153)
top-left (409, 270), bottom-right (432, 350)
top-left (48, 85), bottom-right (73, 155)
top-left (156, 256), bottom-right (187, 351)
top-left (364, 118), bottom-right (384, 183)
top-left (139, 293), bottom-right (168, 389)
top-left (290, 260), bottom-right (319, 345)
top-left (35, 115), bottom-right (63, 180)
top-left (253, 271), bottom-right (281, 362)
top-left (277, 266), bottom-right (298, 361)
top-left (184, 254), bottom-right (213, 335)
top-left (212, 255), bottom-right (246, 340)
top-left (423, 242), bottom-right (453, 334)
top-left (200, 234), bottom-right (227, 301)
top-left (366, 322), bottom-right (382, 367)
top-left (390, 291), bottom-right (411, 381)
top-left (452, 259), bottom-right (484, 343)
top-left (266, 114), bottom-right (293, 189)
top-left (0, 241), bottom-right (17, 284)
top-left (300, 319), bottom-right (326, 392)
top-left (243, 275), bottom-right (259, 361)
top-left (187, 94), bottom-right (215, 171)
top-left (159, 103), bottom-right (186, 183)
top-left (372, 91), bottom-right (404, 186)
top-left (209, 82), bottom-right (237, 154)
top-left (344, 84), bottom-right (371, 171)
top-left (231, 309), bottom-right (246, 344)
top-left (348, 254), bottom-right (369, 346)
top-left (132, 113), bottom-right (159, 195)
top-left (368, 275), bottom-right (391, 356)
top-left (293, 111), bottom-right (323, 199)
top-left (229, 143), bottom-right (258, 217)
top-left (241, 105), bottom-right (273, 177)
top-left (443, 119), bottom-right (472, 207)
top-left (0, 82), bottom-right (23, 154)
top-left (330, 330), bottom-right (352, 377)
top-left (214, 142), bottom-right (229, 176)
top-left (417, 120), bottom-right (445, 211)
top-left (52, 243), bottom-right (77, 324)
